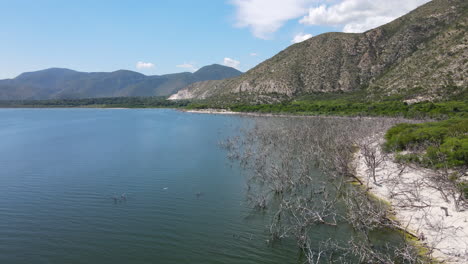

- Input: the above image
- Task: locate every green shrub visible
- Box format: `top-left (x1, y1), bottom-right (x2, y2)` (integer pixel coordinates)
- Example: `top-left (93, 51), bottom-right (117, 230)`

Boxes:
top-left (438, 137), bottom-right (468, 167)
top-left (458, 182), bottom-right (468, 199)
top-left (395, 153), bottom-right (422, 164)
top-left (384, 118), bottom-right (468, 168)
top-left (224, 99), bottom-right (467, 119)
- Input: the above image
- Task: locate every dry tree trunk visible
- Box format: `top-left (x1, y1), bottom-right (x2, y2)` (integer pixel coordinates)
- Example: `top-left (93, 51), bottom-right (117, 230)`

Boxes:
top-left (221, 116), bottom-right (427, 263)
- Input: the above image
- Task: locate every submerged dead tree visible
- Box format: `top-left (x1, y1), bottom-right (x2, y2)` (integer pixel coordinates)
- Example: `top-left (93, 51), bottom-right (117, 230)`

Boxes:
top-left (222, 116), bottom-right (428, 263)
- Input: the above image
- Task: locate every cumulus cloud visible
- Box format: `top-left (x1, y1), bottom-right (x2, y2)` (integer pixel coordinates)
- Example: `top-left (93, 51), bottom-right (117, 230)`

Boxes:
top-left (230, 0), bottom-right (430, 37)
top-left (223, 57), bottom-right (240, 69)
top-left (231, 0), bottom-right (314, 39)
top-left (250, 52), bottom-right (258, 56)
top-left (291, 32), bottom-right (313, 43)
top-left (176, 63), bottom-right (197, 72)
top-left (300, 0), bottom-right (430, 33)
top-left (136, 61), bottom-right (155, 69)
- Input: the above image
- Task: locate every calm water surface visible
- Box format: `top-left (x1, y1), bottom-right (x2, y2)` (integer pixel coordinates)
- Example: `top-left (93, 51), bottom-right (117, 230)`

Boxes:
top-left (0, 109), bottom-right (299, 264)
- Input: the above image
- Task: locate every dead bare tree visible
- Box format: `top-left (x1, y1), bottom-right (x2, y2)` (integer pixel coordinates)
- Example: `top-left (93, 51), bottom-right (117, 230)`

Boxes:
top-left (221, 116), bottom-right (430, 263)
top-left (360, 136), bottom-right (387, 184)
top-left (426, 152), bottom-right (467, 212)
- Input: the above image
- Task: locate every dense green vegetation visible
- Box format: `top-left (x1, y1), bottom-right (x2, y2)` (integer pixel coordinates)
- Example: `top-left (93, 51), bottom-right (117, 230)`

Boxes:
top-left (383, 118), bottom-right (468, 199)
top-left (3, 92), bottom-right (466, 120)
top-left (229, 100), bottom-right (466, 119)
top-left (384, 118), bottom-right (468, 168)
top-left (0, 97), bottom-right (191, 108)
top-left (188, 92), bottom-right (467, 119)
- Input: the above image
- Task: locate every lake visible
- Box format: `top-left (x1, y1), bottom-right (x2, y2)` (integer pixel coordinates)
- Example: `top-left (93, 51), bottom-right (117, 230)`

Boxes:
top-left (0, 109), bottom-right (299, 264)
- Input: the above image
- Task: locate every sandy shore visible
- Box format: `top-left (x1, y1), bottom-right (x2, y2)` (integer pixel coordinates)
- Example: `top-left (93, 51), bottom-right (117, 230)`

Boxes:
top-left (356, 139), bottom-right (468, 263)
top-left (183, 109), bottom-right (239, 115)
top-left (181, 109), bottom-right (407, 121)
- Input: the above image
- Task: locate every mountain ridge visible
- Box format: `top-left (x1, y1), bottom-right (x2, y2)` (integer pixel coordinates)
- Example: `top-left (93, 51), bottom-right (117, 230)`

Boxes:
top-left (0, 64), bottom-right (242, 100)
top-left (170, 0), bottom-right (467, 101)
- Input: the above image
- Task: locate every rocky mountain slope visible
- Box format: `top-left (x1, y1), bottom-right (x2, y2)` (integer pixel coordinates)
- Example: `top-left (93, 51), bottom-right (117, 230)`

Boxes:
top-left (0, 64), bottom-right (242, 100)
top-left (170, 0), bottom-right (467, 101)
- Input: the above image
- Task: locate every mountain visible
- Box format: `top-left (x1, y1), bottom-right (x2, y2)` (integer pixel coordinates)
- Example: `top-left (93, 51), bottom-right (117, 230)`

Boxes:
top-left (0, 64), bottom-right (242, 100)
top-left (169, 0), bottom-right (467, 101)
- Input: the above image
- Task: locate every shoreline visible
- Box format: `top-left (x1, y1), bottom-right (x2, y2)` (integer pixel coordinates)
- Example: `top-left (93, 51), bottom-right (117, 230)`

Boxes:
top-left (4, 105), bottom-right (465, 261)
top-left (188, 108), bottom-right (467, 262)
top-left (355, 140), bottom-right (468, 263)
top-left (0, 106), bottom-right (177, 110)
top-left (181, 108), bottom-right (420, 121)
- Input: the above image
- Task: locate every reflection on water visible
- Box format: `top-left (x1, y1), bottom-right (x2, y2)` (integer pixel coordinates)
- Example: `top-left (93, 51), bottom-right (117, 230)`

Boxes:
top-left (0, 109), bottom-right (298, 264)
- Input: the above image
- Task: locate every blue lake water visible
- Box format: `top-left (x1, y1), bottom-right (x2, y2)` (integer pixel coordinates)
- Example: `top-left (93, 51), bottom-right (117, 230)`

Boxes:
top-left (0, 108), bottom-right (299, 264)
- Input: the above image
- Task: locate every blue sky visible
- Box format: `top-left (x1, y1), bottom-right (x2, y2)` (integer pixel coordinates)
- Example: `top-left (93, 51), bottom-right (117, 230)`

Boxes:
top-left (0, 0), bottom-right (429, 79)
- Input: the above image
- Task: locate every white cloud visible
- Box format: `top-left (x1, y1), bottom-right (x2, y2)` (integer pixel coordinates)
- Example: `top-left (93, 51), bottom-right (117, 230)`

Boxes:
top-left (230, 0), bottom-right (314, 39)
top-left (176, 63), bottom-right (197, 72)
top-left (249, 52), bottom-right (258, 56)
top-left (223, 57), bottom-right (241, 69)
top-left (136, 61), bottom-right (155, 69)
top-left (291, 32), bottom-right (313, 43)
top-left (230, 0), bottom-right (430, 38)
top-left (300, 0), bottom-right (430, 33)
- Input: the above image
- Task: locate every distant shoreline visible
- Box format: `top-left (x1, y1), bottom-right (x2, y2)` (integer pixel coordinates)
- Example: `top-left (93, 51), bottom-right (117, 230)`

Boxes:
top-left (180, 108), bottom-right (420, 121)
top-left (0, 106), bottom-right (174, 110)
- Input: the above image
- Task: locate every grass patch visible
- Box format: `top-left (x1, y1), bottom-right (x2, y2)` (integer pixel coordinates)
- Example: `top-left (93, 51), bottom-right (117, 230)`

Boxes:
top-left (384, 118), bottom-right (468, 168)
top-left (458, 181), bottom-right (468, 199)
top-left (186, 90), bottom-right (467, 119)
top-left (222, 100), bottom-right (467, 119)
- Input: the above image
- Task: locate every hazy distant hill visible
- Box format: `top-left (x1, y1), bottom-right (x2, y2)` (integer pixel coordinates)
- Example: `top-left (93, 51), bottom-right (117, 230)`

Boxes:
top-left (170, 0), bottom-right (467, 101)
top-left (0, 64), bottom-right (242, 100)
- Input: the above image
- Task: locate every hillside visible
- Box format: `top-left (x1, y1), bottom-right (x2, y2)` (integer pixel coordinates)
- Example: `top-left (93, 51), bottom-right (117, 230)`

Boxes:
top-left (169, 0), bottom-right (467, 101)
top-left (0, 64), bottom-right (242, 100)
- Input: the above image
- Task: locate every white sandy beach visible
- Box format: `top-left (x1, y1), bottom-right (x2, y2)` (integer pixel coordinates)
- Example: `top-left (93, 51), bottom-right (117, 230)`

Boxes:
top-left (356, 139), bottom-right (468, 263)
